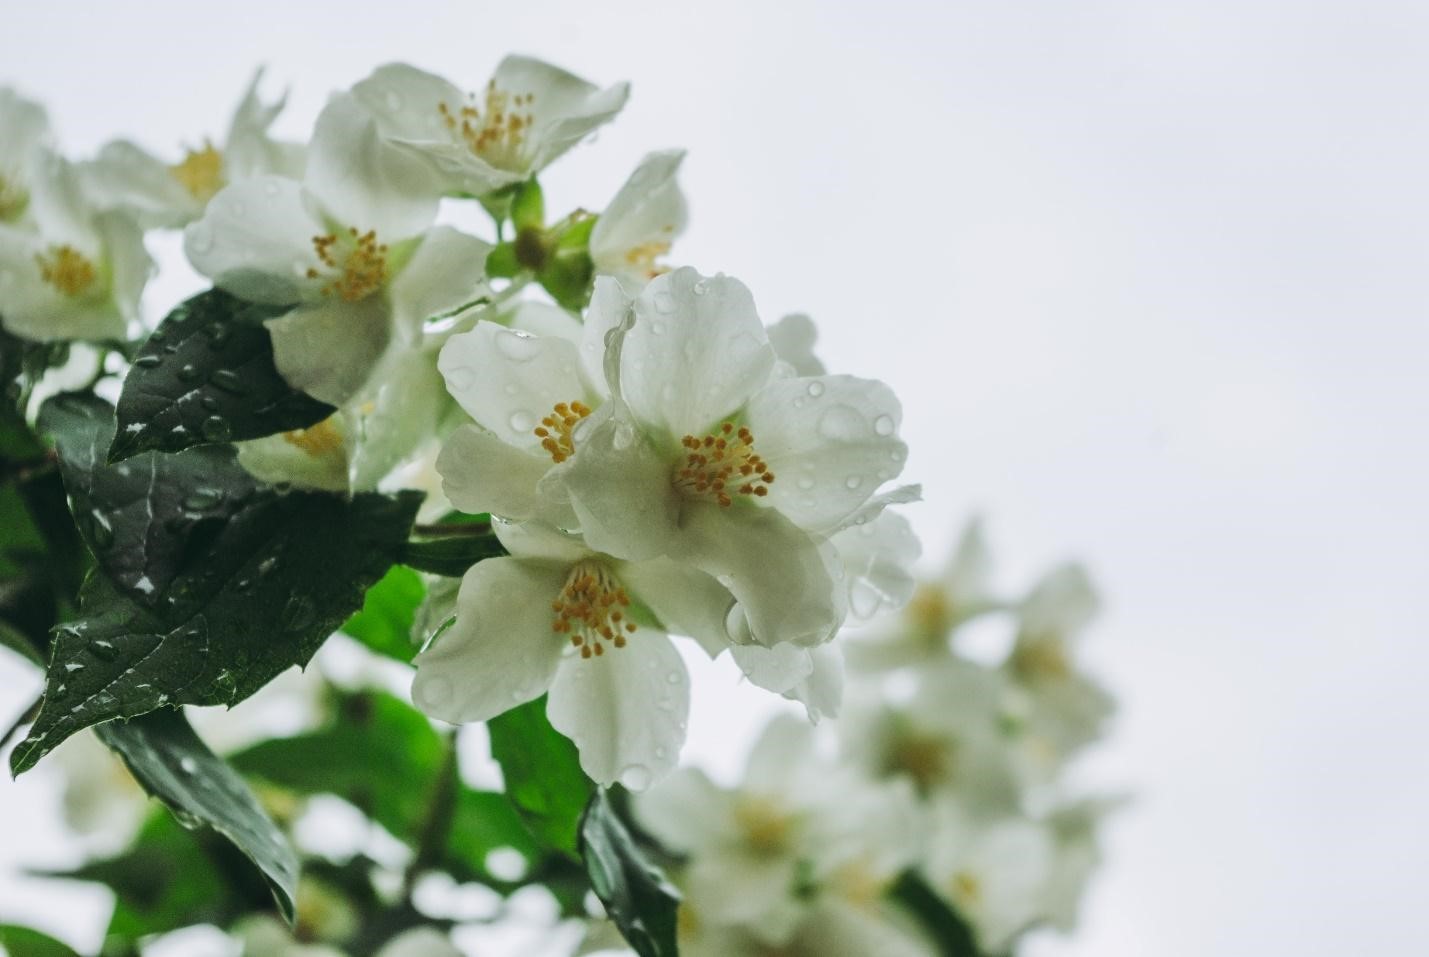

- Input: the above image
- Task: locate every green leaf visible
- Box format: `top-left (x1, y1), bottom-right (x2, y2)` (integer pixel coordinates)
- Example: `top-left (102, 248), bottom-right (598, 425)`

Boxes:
top-left (341, 565), bottom-right (425, 663)
top-left (9, 411), bottom-right (422, 775)
top-left (107, 289), bottom-right (334, 463)
top-left (0, 924), bottom-right (81, 957)
top-left (488, 696), bottom-right (593, 858)
top-left (579, 789), bottom-right (681, 957)
top-left (890, 872), bottom-right (980, 957)
top-left (232, 690), bottom-right (539, 885)
top-left (96, 709), bottom-right (299, 923)
top-left (399, 531), bottom-right (505, 577)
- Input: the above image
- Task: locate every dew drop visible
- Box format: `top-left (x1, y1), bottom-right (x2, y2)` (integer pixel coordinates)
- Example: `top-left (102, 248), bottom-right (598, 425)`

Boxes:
top-left (209, 369), bottom-right (246, 394)
top-left (384, 90), bottom-right (404, 112)
top-left (495, 328), bottom-right (540, 362)
top-left (91, 639), bottom-right (117, 661)
top-left (817, 404), bottom-right (864, 441)
top-left (180, 756), bottom-right (198, 774)
top-left (64, 662), bottom-right (85, 673)
top-left (200, 395), bottom-right (220, 412)
top-left (796, 475), bottom-right (815, 491)
top-left (666, 670), bottom-right (682, 685)
top-left (176, 363), bottom-right (200, 383)
top-left (845, 475), bottom-right (863, 490)
top-left (612, 422), bottom-right (635, 450)
top-left (653, 291), bottom-right (675, 314)
top-left (655, 746), bottom-right (667, 760)
top-left (257, 556), bottom-right (279, 577)
top-left (134, 354), bottom-right (162, 369)
top-left (807, 380), bottom-right (825, 398)
top-left (200, 415), bottom-right (232, 442)
top-left (508, 410), bottom-right (535, 433)
top-left (618, 765), bottom-right (653, 790)
top-left (873, 414), bottom-right (895, 437)
top-left (183, 488), bottom-right (222, 510)
top-left (445, 365), bottom-right (476, 391)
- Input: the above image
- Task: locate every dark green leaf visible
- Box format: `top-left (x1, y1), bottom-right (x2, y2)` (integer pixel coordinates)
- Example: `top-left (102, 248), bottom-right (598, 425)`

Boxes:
top-left (579, 789), bottom-right (681, 957)
top-left (399, 531), bottom-right (505, 577)
top-left (488, 696), bottom-right (593, 858)
top-left (0, 618), bottom-right (41, 665)
top-left (0, 923), bottom-right (81, 957)
top-left (341, 565), bottom-right (425, 663)
top-left (108, 289), bottom-right (333, 462)
top-left (9, 460), bottom-right (421, 775)
top-left (97, 709), bottom-right (299, 923)
top-left (40, 392), bottom-right (262, 607)
top-left (890, 872), bottom-right (980, 957)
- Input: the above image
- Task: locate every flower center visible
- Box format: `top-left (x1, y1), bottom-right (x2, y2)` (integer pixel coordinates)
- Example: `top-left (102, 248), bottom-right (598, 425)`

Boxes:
top-left (35, 245), bottom-right (98, 298)
top-left (949, 871), bottom-right (982, 909)
top-left (733, 795), bottom-right (792, 855)
top-left (674, 423), bottom-right (774, 507)
top-left (438, 83), bottom-right (534, 172)
top-left (169, 142), bottom-right (225, 202)
top-left (281, 417), bottom-right (344, 457)
top-left (306, 228), bottom-right (389, 302)
top-left (1009, 636), bottom-right (1071, 681)
top-left (551, 561), bottom-right (636, 659)
top-left (622, 240), bottom-right (672, 279)
top-left (0, 172), bottom-right (28, 221)
top-left (533, 400), bottom-right (592, 463)
top-left (884, 731), bottom-right (951, 792)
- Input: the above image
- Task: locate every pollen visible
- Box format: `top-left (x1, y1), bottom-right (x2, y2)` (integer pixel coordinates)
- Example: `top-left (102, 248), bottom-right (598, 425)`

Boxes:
top-left (0, 172), bottom-right (28, 221)
top-left (281, 417), bottom-right (344, 457)
top-left (308, 228), bottom-right (388, 302)
top-left (551, 561), bottom-right (637, 660)
top-left (35, 245), bottom-right (98, 298)
top-left (169, 141), bottom-right (225, 202)
top-left (438, 84), bottom-right (535, 172)
top-left (673, 422), bottom-right (775, 507)
top-left (534, 400), bottom-right (592, 463)
top-left (622, 240), bottom-right (673, 279)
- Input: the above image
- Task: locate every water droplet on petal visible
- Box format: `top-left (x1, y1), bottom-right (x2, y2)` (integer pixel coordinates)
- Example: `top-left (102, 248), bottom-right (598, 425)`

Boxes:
top-left (618, 765), bottom-right (653, 790)
top-left (653, 291), bottom-right (675, 314)
top-left (495, 329), bottom-right (541, 362)
top-left (508, 410), bottom-right (535, 433)
top-left (445, 365), bottom-right (476, 391)
top-left (796, 475), bottom-right (815, 491)
top-left (817, 404), bottom-right (864, 441)
top-left (873, 414), bottom-right (895, 437)
top-left (384, 90), bottom-right (404, 112)
top-left (807, 380), bottom-right (825, 397)
top-left (845, 475), bottom-right (863, 490)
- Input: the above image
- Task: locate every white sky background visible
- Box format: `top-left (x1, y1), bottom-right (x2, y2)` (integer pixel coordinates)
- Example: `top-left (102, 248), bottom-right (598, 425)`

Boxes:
top-left (2, 1), bottom-right (1428, 954)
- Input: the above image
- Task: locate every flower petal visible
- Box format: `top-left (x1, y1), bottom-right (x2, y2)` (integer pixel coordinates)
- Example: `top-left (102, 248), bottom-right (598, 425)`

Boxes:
top-left (98, 210), bottom-right (155, 327)
top-left (351, 63), bottom-right (466, 144)
top-left (745, 374), bottom-right (908, 532)
top-left (436, 424), bottom-right (558, 523)
top-left (492, 55), bottom-right (630, 173)
top-left (562, 414), bottom-right (680, 562)
top-left (546, 629), bottom-right (688, 788)
top-left (618, 268), bottom-right (776, 439)
top-left (590, 149), bottom-right (687, 285)
top-left (630, 768), bottom-right (737, 853)
top-left (387, 225), bottom-right (490, 339)
top-left (81, 140), bottom-right (198, 229)
top-left (0, 226), bottom-right (125, 343)
top-left (730, 643), bottom-right (813, 695)
top-left (437, 320), bottom-right (590, 452)
top-left (185, 176), bottom-right (327, 305)
top-left (346, 348), bottom-right (446, 491)
top-left (0, 87), bottom-right (51, 175)
top-left (784, 643), bottom-right (845, 722)
top-left (266, 294), bottom-right (391, 406)
top-left (236, 419), bottom-right (349, 492)
top-left (832, 509), bottom-right (922, 620)
top-left (223, 67), bottom-right (302, 180)
top-left (619, 557), bottom-right (735, 658)
top-left (304, 92), bottom-right (439, 240)
top-left (412, 557), bottom-right (567, 724)
top-left (580, 275), bottom-right (630, 395)
top-left (676, 500), bottom-right (843, 648)
top-left (766, 313), bottom-right (826, 377)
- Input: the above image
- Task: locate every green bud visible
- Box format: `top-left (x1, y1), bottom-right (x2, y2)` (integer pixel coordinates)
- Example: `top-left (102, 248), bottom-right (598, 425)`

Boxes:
top-left (485, 242), bottom-right (520, 279)
top-left (514, 227), bottom-right (549, 272)
top-left (510, 179), bottom-right (546, 232)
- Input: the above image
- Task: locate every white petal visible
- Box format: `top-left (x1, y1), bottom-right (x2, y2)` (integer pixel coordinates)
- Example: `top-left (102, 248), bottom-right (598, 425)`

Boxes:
top-left (684, 854), bottom-right (805, 941)
top-left (619, 268), bottom-right (776, 439)
top-left (765, 313), bottom-right (826, 377)
top-left (832, 509), bottom-right (922, 620)
top-left (0, 87), bottom-right (51, 174)
top-left (436, 424), bottom-right (555, 522)
top-left (387, 225), bottom-right (490, 339)
top-left (745, 374), bottom-right (907, 531)
top-left (784, 643), bottom-right (845, 722)
top-left (266, 294), bottom-right (390, 406)
top-left (546, 630), bottom-right (688, 788)
top-left (580, 275), bottom-right (631, 395)
top-left (0, 226), bottom-right (126, 343)
top-left (509, 300), bottom-right (582, 341)
top-left (590, 149), bottom-right (687, 282)
top-left (562, 414), bottom-right (679, 562)
top-left (374, 928), bottom-right (462, 957)
top-left (491, 55), bottom-right (630, 173)
top-left (490, 519), bottom-right (591, 563)
top-left (676, 501), bottom-right (843, 648)
top-left (619, 557), bottom-right (735, 658)
top-left (730, 643), bottom-right (813, 695)
top-left (345, 348), bottom-right (446, 491)
top-left (304, 92), bottom-right (439, 240)
top-left (743, 714), bottom-right (816, 794)
top-left (81, 140), bottom-right (198, 228)
top-left (630, 768), bottom-right (737, 853)
top-left (222, 68), bottom-right (299, 180)
top-left (236, 421), bottom-right (349, 492)
top-left (793, 901), bottom-right (933, 957)
top-left (351, 63), bottom-right (466, 144)
top-left (97, 210), bottom-right (154, 326)
top-left (184, 176), bottom-right (327, 305)
top-left (412, 558), bottom-right (566, 724)
top-left (27, 152), bottom-right (100, 252)
top-left (437, 320), bottom-right (591, 452)
top-left (1020, 563), bottom-right (1099, 640)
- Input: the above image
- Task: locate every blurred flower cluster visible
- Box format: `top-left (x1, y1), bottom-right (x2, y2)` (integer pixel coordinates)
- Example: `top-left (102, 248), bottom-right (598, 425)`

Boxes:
top-left (1, 52), bottom-right (1117, 957)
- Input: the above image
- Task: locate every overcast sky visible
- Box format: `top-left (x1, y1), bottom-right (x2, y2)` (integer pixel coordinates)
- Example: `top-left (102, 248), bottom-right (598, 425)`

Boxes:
top-left (4, 2), bottom-right (1429, 954)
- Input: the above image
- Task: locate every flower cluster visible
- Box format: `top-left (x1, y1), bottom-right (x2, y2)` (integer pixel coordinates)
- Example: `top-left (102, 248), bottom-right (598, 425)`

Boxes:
top-left (627, 521), bottom-right (1122, 955)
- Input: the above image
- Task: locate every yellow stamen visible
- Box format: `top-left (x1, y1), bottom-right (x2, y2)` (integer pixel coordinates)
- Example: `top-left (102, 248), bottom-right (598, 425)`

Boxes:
top-left (281, 417), bottom-right (344, 457)
top-left (533, 400), bottom-right (592, 463)
top-left (308, 228), bottom-right (388, 302)
top-left (623, 240), bottom-right (672, 279)
top-left (733, 795), bottom-right (792, 855)
top-left (885, 731), bottom-right (951, 792)
top-left (437, 85), bottom-right (536, 171)
top-left (552, 561), bottom-right (637, 660)
top-left (169, 141), bottom-right (225, 202)
top-left (35, 245), bottom-right (98, 298)
top-left (674, 422), bottom-right (774, 507)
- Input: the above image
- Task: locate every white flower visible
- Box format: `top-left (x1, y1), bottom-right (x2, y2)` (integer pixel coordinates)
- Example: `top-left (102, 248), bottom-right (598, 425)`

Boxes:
top-left (921, 802), bottom-right (1054, 954)
top-left (434, 293), bottom-right (623, 530)
top-left (840, 659), bottom-right (1022, 811)
top-left (677, 899), bottom-right (934, 957)
top-left (1041, 795), bottom-right (1124, 932)
top-left (634, 716), bottom-right (923, 948)
top-left (589, 149), bottom-right (687, 289)
top-left (0, 86), bottom-right (52, 225)
top-left (563, 267), bottom-right (913, 653)
top-left (0, 150), bottom-right (153, 343)
top-left (82, 69), bottom-right (304, 229)
top-left (411, 520), bottom-right (743, 788)
top-left (766, 311), bottom-right (827, 378)
top-left (184, 93), bottom-right (486, 407)
top-left (1003, 563), bottom-right (1115, 769)
top-left (352, 57), bottom-right (629, 197)
top-left (50, 731), bottom-right (147, 851)
top-left (236, 347), bottom-right (447, 495)
top-left (848, 516), bottom-right (1001, 671)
